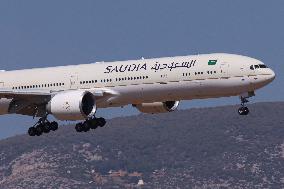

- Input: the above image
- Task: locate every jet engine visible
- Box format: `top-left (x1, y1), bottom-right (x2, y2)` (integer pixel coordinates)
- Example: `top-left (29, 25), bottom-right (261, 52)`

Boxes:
top-left (134, 101), bottom-right (180, 114)
top-left (47, 91), bottom-right (96, 121)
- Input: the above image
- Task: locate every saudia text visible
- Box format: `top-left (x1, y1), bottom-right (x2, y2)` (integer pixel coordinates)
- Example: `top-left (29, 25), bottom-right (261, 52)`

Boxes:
top-left (104, 60), bottom-right (197, 74)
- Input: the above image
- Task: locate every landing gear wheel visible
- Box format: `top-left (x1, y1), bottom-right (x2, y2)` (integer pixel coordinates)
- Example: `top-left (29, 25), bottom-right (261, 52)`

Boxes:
top-left (75, 123), bottom-right (84, 132)
top-left (74, 117), bottom-right (106, 133)
top-left (27, 114), bottom-right (59, 137)
top-left (35, 124), bottom-right (44, 136)
top-left (50, 121), bottom-right (59, 131)
top-left (97, 117), bottom-right (106, 127)
top-left (43, 122), bottom-right (51, 133)
top-left (243, 107), bottom-right (249, 115)
top-left (238, 107), bottom-right (249, 115)
top-left (28, 127), bottom-right (36, 136)
top-left (88, 119), bottom-right (98, 130)
top-left (238, 107), bottom-right (244, 115)
top-left (82, 121), bottom-right (91, 132)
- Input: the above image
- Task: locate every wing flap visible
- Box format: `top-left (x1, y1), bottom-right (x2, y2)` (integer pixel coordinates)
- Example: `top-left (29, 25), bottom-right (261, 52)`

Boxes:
top-left (0, 89), bottom-right (53, 99)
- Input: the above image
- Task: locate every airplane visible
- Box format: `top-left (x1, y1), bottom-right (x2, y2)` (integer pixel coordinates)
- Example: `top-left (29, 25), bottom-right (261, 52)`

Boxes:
top-left (0, 53), bottom-right (275, 136)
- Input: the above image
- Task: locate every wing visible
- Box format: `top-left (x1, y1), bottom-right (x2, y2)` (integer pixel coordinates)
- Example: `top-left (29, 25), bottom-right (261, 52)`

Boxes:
top-left (0, 88), bottom-right (118, 117)
top-left (0, 89), bottom-right (52, 99)
top-left (0, 87), bottom-right (117, 99)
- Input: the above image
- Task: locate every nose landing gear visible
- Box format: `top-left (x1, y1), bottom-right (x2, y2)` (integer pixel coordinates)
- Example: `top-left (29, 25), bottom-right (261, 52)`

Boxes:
top-left (238, 96), bottom-right (250, 116)
top-left (28, 116), bottom-right (58, 136)
top-left (75, 117), bottom-right (106, 133)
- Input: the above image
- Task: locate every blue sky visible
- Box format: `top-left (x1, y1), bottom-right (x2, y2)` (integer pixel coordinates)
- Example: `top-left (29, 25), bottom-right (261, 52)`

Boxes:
top-left (0, 0), bottom-right (283, 139)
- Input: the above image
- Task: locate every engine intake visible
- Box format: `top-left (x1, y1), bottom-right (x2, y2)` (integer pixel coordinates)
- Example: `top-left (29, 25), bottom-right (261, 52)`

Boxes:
top-left (134, 101), bottom-right (179, 114)
top-left (47, 91), bottom-right (96, 121)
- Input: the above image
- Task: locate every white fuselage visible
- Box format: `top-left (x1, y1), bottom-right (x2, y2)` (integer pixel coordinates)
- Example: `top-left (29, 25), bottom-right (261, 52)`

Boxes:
top-left (0, 53), bottom-right (275, 113)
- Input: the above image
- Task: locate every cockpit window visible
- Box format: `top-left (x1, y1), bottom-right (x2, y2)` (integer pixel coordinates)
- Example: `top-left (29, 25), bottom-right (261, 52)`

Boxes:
top-left (259, 64), bottom-right (268, 68)
top-left (250, 64), bottom-right (268, 70)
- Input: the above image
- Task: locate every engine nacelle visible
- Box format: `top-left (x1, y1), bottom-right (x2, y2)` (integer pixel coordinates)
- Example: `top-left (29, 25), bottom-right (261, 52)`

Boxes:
top-left (47, 91), bottom-right (96, 121)
top-left (0, 98), bottom-right (12, 115)
top-left (134, 101), bottom-right (180, 114)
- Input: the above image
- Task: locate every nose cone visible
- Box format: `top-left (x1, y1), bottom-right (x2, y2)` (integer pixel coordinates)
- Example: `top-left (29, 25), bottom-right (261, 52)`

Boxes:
top-left (267, 68), bottom-right (276, 83)
top-left (251, 67), bottom-right (275, 90)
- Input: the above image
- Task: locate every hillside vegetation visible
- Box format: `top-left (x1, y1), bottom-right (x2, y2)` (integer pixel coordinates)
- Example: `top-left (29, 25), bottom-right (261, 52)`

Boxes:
top-left (0, 102), bottom-right (283, 188)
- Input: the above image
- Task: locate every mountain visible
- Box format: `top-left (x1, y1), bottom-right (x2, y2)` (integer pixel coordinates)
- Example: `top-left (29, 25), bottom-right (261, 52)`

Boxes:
top-left (0, 102), bottom-right (284, 189)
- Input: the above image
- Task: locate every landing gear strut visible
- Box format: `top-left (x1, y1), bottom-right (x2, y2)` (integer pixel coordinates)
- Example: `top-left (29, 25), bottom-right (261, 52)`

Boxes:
top-left (28, 116), bottom-right (58, 136)
top-left (75, 117), bottom-right (106, 133)
top-left (238, 96), bottom-right (250, 116)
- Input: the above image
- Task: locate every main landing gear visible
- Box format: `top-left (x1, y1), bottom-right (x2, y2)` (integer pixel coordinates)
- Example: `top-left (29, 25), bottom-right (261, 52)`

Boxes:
top-left (75, 117), bottom-right (106, 133)
top-left (238, 96), bottom-right (250, 116)
top-left (28, 117), bottom-right (58, 136)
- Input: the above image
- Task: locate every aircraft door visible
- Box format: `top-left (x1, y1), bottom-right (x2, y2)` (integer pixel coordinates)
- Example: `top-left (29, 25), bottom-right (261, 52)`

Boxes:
top-left (247, 65), bottom-right (257, 90)
top-left (220, 62), bottom-right (229, 78)
top-left (70, 74), bottom-right (78, 89)
top-left (0, 82), bottom-right (4, 88)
